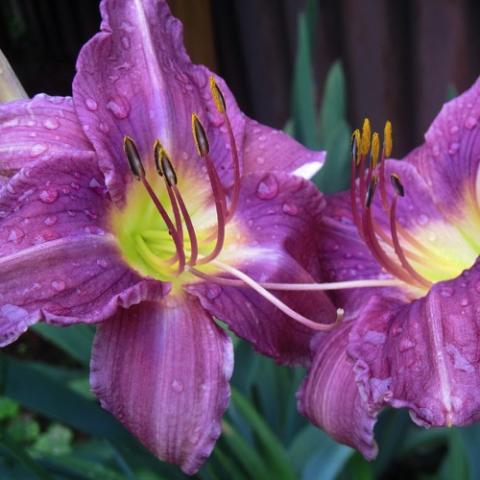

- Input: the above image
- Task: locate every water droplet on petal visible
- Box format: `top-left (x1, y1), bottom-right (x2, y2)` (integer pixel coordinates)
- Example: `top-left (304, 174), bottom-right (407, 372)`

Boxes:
top-left (465, 116), bottom-right (477, 129)
top-left (171, 380), bottom-right (184, 393)
top-left (98, 122), bottom-right (110, 133)
top-left (282, 202), bottom-right (298, 215)
top-left (460, 297), bottom-right (469, 307)
top-left (43, 118), bottom-right (60, 130)
top-left (399, 338), bottom-right (415, 352)
top-left (431, 145), bottom-right (440, 157)
top-left (257, 156), bottom-right (265, 165)
top-left (475, 281), bottom-right (480, 294)
top-left (39, 189), bottom-right (58, 204)
top-left (44, 216), bottom-right (58, 226)
top-left (440, 286), bottom-right (454, 298)
top-left (206, 285), bottom-right (222, 300)
top-left (189, 427), bottom-right (201, 444)
top-left (448, 142), bottom-right (460, 155)
top-left (30, 144), bottom-right (48, 157)
top-left (450, 125), bottom-right (459, 134)
top-left (417, 214), bottom-right (429, 225)
top-left (121, 35), bottom-right (131, 49)
top-left (107, 97), bottom-right (130, 119)
top-left (256, 174), bottom-right (278, 200)
top-left (51, 280), bottom-right (66, 292)
top-left (7, 227), bottom-right (24, 242)
top-left (96, 259), bottom-right (108, 268)
top-left (85, 98), bottom-right (98, 111)
top-left (89, 177), bottom-right (102, 189)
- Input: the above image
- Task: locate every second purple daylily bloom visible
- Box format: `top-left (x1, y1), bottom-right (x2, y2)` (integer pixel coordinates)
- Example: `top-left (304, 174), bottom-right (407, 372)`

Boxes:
top-left (0, 0), bottom-right (337, 474)
top-left (299, 78), bottom-right (480, 458)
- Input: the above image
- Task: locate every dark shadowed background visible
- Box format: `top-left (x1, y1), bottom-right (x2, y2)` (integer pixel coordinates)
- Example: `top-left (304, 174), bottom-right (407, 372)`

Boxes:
top-left (1, 0), bottom-right (479, 158)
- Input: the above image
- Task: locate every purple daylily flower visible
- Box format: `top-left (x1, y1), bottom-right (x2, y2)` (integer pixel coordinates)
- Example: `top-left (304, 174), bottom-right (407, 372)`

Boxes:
top-left (298, 78), bottom-right (480, 459)
top-left (0, 0), bottom-right (337, 473)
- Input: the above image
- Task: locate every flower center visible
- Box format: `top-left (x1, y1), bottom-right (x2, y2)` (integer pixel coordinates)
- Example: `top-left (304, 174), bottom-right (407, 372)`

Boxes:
top-left (111, 78), bottom-right (243, 285)
top-left (350, 119), bottom-right (478, 295)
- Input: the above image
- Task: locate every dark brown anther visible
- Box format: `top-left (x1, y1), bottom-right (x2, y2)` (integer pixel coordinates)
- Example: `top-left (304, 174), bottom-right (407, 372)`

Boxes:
top-left (154, 140), bottom-right (164, 176)
top-left (192, 114), bottom-right (209, 157)
top-left (123, 136), bottom-right (145, 180)
top-left (365, 175), bottom-right (379, 208)
top-left (153, 140), bottom-right (177, 186)
top-left (390, 173), bottom-right (405, 197)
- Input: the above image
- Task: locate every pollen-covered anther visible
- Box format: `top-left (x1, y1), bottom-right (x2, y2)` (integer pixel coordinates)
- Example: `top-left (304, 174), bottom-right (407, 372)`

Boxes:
top-left (390, 173), bottom-right (405, 197)
top-left (365, 174), bottom-right (379, 208)
top-left (370, 132), bottom-right (380, 169)
top-left (209, 76), bottom-right (226, 114)
top-left (123, 135), bottom-right (145, 180)
top-left (192, 113), bottom-right (209, 157)
top-left (384, 120), bottom-right (393, 157)
top-left (154, 141), bottom-right (177, 187)
top-left (361, 118), bottom-right (371, 156)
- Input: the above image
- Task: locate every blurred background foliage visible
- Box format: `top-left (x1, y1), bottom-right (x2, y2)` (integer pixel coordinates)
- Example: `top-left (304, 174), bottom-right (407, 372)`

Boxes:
top-left (0, 0), bottom-right (479, 479)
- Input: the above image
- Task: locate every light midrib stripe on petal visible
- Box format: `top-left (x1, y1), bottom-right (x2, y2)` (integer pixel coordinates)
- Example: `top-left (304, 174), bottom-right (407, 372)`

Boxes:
top-left (426, 293), bottom-right (453, 420)
top-left (133, 0), bottom-right (172, 150)
top-left (0, 233), bottom-right (117, 269)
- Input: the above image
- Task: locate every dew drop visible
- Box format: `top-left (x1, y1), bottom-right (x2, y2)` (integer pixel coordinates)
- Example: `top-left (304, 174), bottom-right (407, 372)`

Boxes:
top-left (44, 215), bottom-right (58, 226)
top-left (257, 156), bottom-right (265, 165)
top-left (465, 116), bottom-right (477, 129)
top-left (30, 143), bottom-right (48, 157)
top-left (51, 280), bottom-right (66, 292)
top-left (189, 428), bottom-right (201, 444)
top-left (39, 189), bottom-right (58, 204)
top-left (121, 35), bottom-right (131, 49)
top-left (432, 145), bottom-right (440, 157)
top-left (171, 380), bottom-right (184, 393)
top-left (475, 281), bottom-right (480, 294)
top-left (89, 177), bottom-right (102, 189)
top-left (440, 286), bottom-right (454, 298)
top-left (85, 98), bottom-right (98, 111)
top-left (95, 259), bottom-right (107, 270)
top-left (417, 214), bottom-right (429, 225)
top-left (282, 202), bottom-right (298, 216)
top-left (206, 285), bottom-right (222, 300)
top-left (460, 297), bottom-right (469, 307)
top-left (98, 122), bottom-right (110, 133)
top-left (449, 125), bottom-right (459, 134)
top-left (256, 174), bottom-right (278, 200)
top-left (7, 227), bottom-right (24, 242)
top-left (399, 338), bottom-right (415, 352)
top-left (43, 118), bottom-right (59, 130)
top-left (448, 142), bottom-right (460, 155)
top-left (106, 97), bottom-right (130, 119)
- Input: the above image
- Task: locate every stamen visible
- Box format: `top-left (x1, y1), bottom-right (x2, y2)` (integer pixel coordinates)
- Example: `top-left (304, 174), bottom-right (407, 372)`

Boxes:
top-left (389, 178), bottom-right (432, 288)
top-left (122, 136), bottom-right (185, 274)
top-left (370, 132), bottom-right (380, 170)
top-left (365, 175), bottom-right (378, 208)
top-left (192, 113), bottom-right (210, 157)
top-left (192, 113), bottom-right (227, 265)
top-left (350, 130), bottom-right (364, 236)
top-left (209, 76), bottom-right (226, 114)
top-left (154, 141), bottom-right (199, 266)
top-left (141, 177), bottom-right (186, 274)
top-left (209, 77), bottom-right (241, 222)
top-left (124, 136), bottom-right (145, 180)
top-left (390, 173), bottom-right (404, 197)
top-left (360, 118), bottom-right (371, 156)
top-left (208, 260), bottom-right (343, 331)
top-left (379, 120), bottom-right (392, 207)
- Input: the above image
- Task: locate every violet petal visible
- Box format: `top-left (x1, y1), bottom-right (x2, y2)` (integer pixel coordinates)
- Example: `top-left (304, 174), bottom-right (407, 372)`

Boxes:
top-left (189, 172), bottom-right (336, 365)
top-left (0, 94), bottom-right (93, 174)
top-left (90, 296), bottom-right (233, 475)
top-left (298, 321), bottom-right (379, 459)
